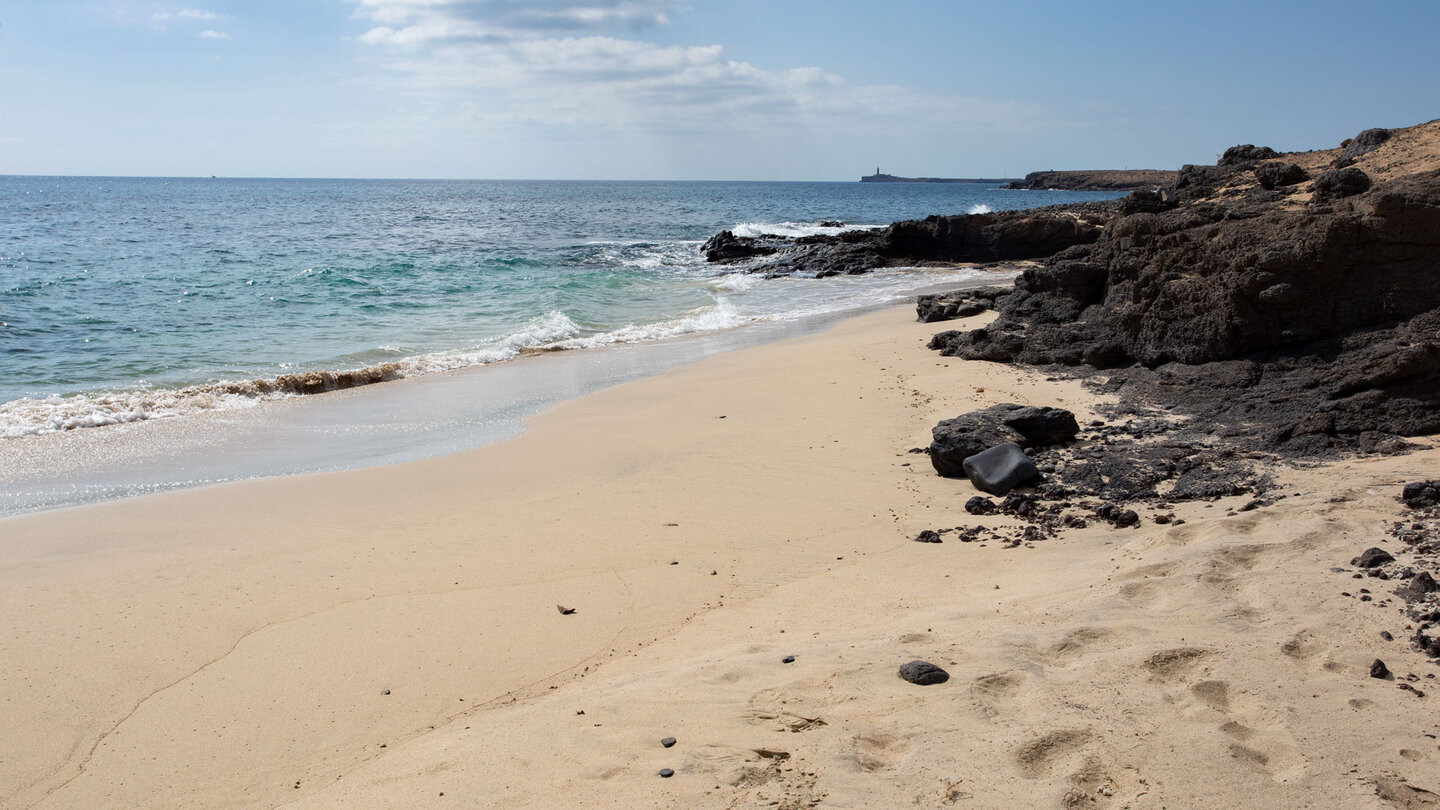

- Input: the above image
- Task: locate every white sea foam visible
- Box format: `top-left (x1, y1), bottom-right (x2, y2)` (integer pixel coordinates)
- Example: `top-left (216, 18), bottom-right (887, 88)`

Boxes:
top-left (968, 204), bottom-right (994, 214)
top-left (0, 263), bottom-right (1015, 439)
top-left (729, 221), bottom-right (877, 239)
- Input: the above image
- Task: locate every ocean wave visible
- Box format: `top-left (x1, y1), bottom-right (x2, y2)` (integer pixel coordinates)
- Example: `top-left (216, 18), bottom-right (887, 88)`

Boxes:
top-left (0, 304), bottom-right (753, 438)
top-left (968, 204), bottom-right (993, 214)
top-left (729, 221), bottom-right (878, 239)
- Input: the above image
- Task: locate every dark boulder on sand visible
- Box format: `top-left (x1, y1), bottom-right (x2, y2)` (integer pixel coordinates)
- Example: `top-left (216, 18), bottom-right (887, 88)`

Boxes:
top-left (929, 404), bottom-right (1079, 478)
top-left (962, 442), bottom-right (1042, 496)
top-left (1352, 547), bottom-right (1396, 568)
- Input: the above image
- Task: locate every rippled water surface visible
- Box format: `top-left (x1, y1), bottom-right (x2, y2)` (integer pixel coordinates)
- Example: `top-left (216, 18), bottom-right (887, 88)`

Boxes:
top-left (1, 177), bottom-right (1121, 436)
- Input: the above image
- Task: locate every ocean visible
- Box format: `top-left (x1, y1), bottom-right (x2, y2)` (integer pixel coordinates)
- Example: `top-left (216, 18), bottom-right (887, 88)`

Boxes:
top-left (0, 177), bottom-right (1121, 512)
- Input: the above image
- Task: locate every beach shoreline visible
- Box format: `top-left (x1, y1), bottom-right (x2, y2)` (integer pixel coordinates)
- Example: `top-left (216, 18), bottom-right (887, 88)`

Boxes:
top-left (4, 301), bottom-right (1438, 808)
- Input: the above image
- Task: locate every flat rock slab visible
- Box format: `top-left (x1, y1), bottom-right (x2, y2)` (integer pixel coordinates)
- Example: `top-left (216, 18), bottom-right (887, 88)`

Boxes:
top-left (898, 660), bottom-right (950, 685)
top-left (962, 443), bottom-right (1041, 496)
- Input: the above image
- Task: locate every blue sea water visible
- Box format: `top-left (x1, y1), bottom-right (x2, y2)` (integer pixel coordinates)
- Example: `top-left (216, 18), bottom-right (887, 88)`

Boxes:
top-left (0, 177), bottom-right (1121, 438)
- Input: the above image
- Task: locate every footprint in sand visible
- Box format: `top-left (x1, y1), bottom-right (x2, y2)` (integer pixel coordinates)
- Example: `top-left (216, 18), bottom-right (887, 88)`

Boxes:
top-left (853, 731), bottom-right (906, 773)
top-left (1144, 647), bottom-right (1213, 681)
top-left (971, 671), bottom-right (1025, 720)
top-left (1013, 729), bottom-right (1093, 779)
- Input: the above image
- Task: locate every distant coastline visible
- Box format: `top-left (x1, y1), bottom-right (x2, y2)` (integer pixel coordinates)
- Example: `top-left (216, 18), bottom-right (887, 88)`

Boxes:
top-left (1002, 168), bottom-right (1178, 191)
top-left (860, 171), bottom-right (1019, 184)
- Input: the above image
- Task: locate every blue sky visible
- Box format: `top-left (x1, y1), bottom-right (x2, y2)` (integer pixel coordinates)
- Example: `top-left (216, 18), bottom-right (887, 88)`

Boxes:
top-left (2, 0), bottom-right (1437, 179)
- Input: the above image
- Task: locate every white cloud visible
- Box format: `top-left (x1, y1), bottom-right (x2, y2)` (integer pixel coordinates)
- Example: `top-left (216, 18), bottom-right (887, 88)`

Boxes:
top-left (198, 29), bottom-right (230, 39)
top-left (349, 1), bottom-right (1053, 142)
top-left (153, 8), bottom-right (221, 23)
top-left (354, 0), bottom-right (680, 38)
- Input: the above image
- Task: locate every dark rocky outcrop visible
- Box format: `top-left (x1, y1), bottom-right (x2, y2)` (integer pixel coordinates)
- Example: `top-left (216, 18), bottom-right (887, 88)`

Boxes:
top-left (928, 152), bottom-right (1440, 455)
top-left (1219, 144), bottom-right (1280, 166)
top-left (1312, 168), bottom-right (1372, 200)
top-left (929, 404), bottom-right (1078, 478)
top-left (1004, 169), bottom-right (1179, 191)
top-left (1254, 162), bottom-right (1309, 190)
top-left (701, 230), bottom-right (781, 262)
top-left (701, 202), bottom-right (1121, 278)
top-left (915, 286), bottom-right (1010, 323)
top-left (1337, 128), bottom-right (1391, 165)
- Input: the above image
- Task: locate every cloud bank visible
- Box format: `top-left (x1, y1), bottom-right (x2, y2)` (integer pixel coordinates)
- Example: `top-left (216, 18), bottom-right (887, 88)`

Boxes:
top-left (351, 0), bottom-right (1048, 137)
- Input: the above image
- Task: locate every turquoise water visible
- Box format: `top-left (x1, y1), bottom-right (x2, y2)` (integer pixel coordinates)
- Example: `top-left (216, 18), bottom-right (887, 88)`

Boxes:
top-left (1, 177), bottom-right (1121, 437)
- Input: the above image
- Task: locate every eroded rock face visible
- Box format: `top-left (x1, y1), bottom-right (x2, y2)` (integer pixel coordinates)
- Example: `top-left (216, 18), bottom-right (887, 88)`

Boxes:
top-left (932, 169), bottom-right (1440, 367)
top-left (928, 160), bottom-right (1440, 455)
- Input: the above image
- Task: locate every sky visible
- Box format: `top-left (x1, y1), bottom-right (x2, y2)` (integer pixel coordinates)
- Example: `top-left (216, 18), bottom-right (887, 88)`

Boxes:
top-left (1, 0), bottom-right (1438, 180)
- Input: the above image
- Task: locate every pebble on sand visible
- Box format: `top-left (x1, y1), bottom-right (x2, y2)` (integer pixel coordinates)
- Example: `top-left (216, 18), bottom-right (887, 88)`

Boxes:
top-left (659, 768), bottom-right (675, 778)
top-left (661, 737), bottom-right (676, 748)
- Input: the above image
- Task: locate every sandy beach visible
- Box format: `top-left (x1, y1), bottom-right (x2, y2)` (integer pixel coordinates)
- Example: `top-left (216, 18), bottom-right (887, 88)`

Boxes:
top-left (3, 302), bottom-right (1437, 809)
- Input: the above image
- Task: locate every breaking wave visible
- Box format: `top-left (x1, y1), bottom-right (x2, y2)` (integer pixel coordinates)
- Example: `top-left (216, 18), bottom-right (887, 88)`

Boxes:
top-left (0, 304), bottom-right (756, 438)
top-left (729, 221), bottom-right (878, 239)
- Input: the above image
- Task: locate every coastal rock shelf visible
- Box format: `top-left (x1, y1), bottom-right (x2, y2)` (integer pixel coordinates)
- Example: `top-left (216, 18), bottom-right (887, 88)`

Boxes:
top-left (930, 119), bottom-right (1440, 456)
top-left (702, 201), bottom-right (1119, 278)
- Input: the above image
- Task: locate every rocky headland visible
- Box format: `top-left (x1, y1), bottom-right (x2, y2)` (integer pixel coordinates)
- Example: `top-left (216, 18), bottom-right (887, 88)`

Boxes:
top-left (1002, 168), bottom-right (1180, 191)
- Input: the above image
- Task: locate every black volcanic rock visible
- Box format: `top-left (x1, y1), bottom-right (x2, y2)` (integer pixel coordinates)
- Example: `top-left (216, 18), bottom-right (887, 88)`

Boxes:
top-left (962, 442), bottom-right (1042, 496)
top-left (928, 148), bottom-right (1440, 456)
top-left (1337, 127), bottom-right (1391, 165)
top-left (928, 404), bottom-right (1078, 478)
top-left (701, 230), bottom-right (780, 262)
top-left (1254, 162), bottom-right (1309, 190)
top-left (1312, 168), bottom-right (1372, 201)
top-left (898, 660), bottom-right (950, 685)
top-left (1352, 547), bottom-right (1396, 568)
top-left (1402, 481), bottom-right (1440, 508)
top-left (1219, 144), bottom-right (1280, 166)
top-left (702, 202), bottom-right (1120, 278)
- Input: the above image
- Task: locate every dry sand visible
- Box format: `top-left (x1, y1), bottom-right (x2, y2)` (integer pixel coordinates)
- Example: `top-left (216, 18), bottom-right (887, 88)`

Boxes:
top-left (2, 304), bottom-right (1438, 809)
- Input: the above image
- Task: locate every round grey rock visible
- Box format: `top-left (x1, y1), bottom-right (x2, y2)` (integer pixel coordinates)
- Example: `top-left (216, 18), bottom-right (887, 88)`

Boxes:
top-left (898, 660), bottom-right (950, 685)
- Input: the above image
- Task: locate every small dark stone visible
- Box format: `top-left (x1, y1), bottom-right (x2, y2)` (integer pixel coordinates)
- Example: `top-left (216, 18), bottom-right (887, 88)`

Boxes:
top-left (1371, 659), bottom-right (1391, 679)
top-left (914, 530), bottom-right (944, 544)
top-left (782, 655), bottom-right (795, 664)
top-left (1352, 547), bottom-right (1396, 568)
top-left (659, 768), bottom-right (675, 778)
top-left (898, 660), bottom-right (950, 685)
top-left (965, 496), bottom-right (998, 515)
top-left (661, 737), bottom-right (677, 748)
top-left (1381, 631), bottom-right (1395, 641)
top-left (381, 689), bottom-right (390, 695)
